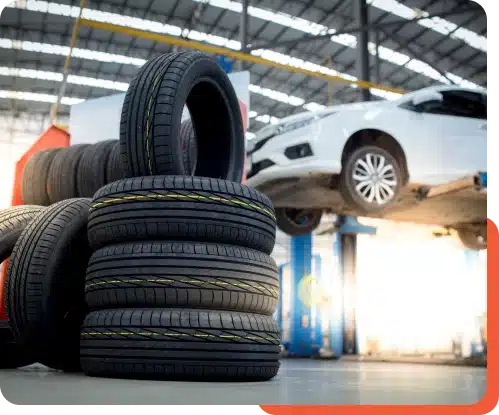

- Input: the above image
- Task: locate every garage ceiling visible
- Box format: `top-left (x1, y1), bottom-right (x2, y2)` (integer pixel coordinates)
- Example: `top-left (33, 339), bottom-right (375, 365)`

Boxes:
top-left (0, 0), bottom-right (487, 142)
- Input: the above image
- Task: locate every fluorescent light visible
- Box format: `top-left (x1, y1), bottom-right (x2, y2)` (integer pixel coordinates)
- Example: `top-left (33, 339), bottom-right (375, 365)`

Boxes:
top-left (192, 0), bottom-right (483, 87)
top-left (0, 90), bottom-right (83, 105)
top-left (0, 66), bottom-right (129, 91)
top-left (249, 84), bottom-right (305, 106)
top-left (4, 1), bottom-right (408, 92)
top-left (303, 102), bottom-right (326, 111)
top-left (0, 62), bottom-right (291, 125)
top-left (368, 0), bottom-right (486, 53)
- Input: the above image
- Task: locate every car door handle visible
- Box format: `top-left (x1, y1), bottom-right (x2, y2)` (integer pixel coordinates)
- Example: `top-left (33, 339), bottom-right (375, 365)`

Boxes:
top-left (479, 123), bottom-right (487, 130)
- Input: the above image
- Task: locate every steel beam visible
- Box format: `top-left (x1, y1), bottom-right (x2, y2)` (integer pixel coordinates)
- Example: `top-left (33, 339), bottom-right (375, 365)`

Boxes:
top-left (378, 28), bottom-right (456, 85)
top-left (374, 30), bottom-right (380, 84)
top-left (239, 0), bottom-right (249, 71)
top-left (356, 0), bottom-right (371, 102)
top-left (246, 4), bottom-right (480, 52)
top-left (50, 0), bottom-right (86, 123)
top-left (80, 19), bottom-right (406, 94)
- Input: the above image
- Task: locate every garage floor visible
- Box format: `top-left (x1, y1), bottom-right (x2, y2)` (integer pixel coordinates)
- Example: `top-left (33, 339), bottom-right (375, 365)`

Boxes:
top-left (0, 359), bottom-right (486, 405)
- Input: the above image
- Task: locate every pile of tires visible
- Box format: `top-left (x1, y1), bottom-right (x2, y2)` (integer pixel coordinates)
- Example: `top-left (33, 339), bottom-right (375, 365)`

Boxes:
top-left (82, 176), bottom-right (279, 380)
top-left (2, 51), bottom-right (280, 382)
top-left (21, 117), bottom-right (197, 206)
top-left (21, 140), bottom-right (124, 206)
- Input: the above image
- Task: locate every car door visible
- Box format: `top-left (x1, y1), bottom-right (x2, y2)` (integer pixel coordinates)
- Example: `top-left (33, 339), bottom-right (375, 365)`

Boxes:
top-left (404, 89), bottom-right (487, 183)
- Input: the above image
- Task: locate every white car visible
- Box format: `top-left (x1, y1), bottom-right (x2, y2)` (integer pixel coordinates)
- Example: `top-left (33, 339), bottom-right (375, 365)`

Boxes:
top-left (246, 85), bottom-right (487, 250)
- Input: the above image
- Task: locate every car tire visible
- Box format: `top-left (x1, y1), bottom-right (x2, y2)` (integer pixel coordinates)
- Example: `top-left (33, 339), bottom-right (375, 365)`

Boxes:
top-left (120, 52), bottom-right (245, 182)
top-left (106, 141), bottom-right (124, 184)
top-left (0, 205), bottom-right (46, 260)
top-left (0, 206), bottom-right (45, 369)
top-left (5, 199), bottom-right (92, 372)
top-left (47, 145), bottom-right (89, 203)
top-left (85, 241), bottom-right (278, 314)
top-left (340, 145), bottom-right (402, 213)
top-left (275, 208), bottom-right (322, 236)
top-left (22, 148), bottom-right (62, 206)
top-left (457, 227), bottom-right (487, 250)
top-left (180, 118), bottom-right (198, 175)
top-left (77, 140), bottom-right (116, 197)
top-left (80, 308), bottom-right (280, 381)
top-left (87, 176), bottom-right (276, 254)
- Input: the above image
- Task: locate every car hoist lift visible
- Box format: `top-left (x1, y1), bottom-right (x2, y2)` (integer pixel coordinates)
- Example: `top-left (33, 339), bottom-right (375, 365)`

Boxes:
top-left (276, 172), bottom-right (486, 358)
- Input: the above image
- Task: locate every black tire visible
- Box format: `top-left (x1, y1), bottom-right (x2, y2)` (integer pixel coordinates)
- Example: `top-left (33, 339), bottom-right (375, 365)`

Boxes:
top-left (80, 308), bottom-right (280, 381)
top-left (47, 144), bottom-right (90, 203)
top-left (0, 206), bottom-right (45, 369)
top-left (5, 199), bottom-right (92, 372)
top-left (77, 140), bottom-right (116, 197)
top-left (85, 241), bottom-right (278, 314)
top-left (87, 176), bottom-right (276, 254)
top-left (0, 205), bottom-right (46, 260)
top-left (120, 51), bottom-right (245, 182)
top-left (106, 141), bottom-right (124, 184)
top-left (275, 208), bottom-right (322, 236)
top-left (180, 118), bottom-right (198, 175)
top-left (22, 148), bottom-right (62, 206)
top-left (457, 227), bottom-right (487, 250)
top-left (340, 145), bottom-right (402, 213)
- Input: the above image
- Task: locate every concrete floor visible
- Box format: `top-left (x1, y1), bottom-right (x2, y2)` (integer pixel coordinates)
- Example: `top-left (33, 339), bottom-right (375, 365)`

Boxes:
top-left (0, 360), bottom-right (486, 405)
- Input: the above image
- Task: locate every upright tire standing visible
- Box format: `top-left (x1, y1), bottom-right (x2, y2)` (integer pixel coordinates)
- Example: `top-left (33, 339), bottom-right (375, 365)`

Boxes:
top-left (21, 148), bottom-right (62, 206)
top-left (77, 140), bottom-right (116, 197)
top-left (0, 206), bottom-right (45, 369)
top-left (5, 199), bottom-right (92, 371)
top-left (47, 144), bottom-right (90, 203)
top-left (120, 51), bottom-right (245, 182)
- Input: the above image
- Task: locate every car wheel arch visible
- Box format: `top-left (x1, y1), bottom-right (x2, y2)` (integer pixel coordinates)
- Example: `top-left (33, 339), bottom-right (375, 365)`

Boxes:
top-left (341, 128), bottom-right (409, 184)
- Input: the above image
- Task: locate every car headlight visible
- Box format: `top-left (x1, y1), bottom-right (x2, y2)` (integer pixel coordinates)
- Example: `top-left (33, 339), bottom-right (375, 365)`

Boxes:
top-left (276, 111), bottom-right (336, 135)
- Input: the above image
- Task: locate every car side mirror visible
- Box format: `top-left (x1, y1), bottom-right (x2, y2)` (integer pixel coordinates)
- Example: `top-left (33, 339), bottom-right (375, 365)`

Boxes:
top-left (411, 91), bottom-right (443, 107)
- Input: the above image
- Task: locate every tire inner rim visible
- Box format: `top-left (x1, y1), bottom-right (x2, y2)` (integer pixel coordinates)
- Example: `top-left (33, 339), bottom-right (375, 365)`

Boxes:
top-left (352, 153), bottom-right (397, 205)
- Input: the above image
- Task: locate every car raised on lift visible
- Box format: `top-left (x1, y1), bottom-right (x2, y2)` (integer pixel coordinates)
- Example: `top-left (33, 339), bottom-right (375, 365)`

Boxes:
top-left (246, 85), bottom-right (487, 250)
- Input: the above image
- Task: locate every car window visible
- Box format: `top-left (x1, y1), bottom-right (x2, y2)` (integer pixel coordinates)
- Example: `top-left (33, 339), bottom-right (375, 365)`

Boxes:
top-left (418, 90), bottom-right (487, 120)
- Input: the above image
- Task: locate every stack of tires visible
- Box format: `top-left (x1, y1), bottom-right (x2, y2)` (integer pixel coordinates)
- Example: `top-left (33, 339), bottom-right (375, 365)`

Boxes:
top-left (21, 140), bottom-right (123, 206)
top-left (77, 51), bottom-right (281, 381)
top-left (2, 51), bottom-right (281, 381)
top-left (81, 177), bottom-right (279, 380)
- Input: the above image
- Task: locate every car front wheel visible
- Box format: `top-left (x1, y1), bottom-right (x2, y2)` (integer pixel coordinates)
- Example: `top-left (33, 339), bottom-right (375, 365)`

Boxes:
top-left (340, 145), bottom-right (402, 213)
top-left (276, 208), bottom-right (322, 236)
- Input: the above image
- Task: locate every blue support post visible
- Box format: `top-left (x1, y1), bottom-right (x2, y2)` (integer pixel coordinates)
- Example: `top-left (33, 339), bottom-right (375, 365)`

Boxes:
top-left (329, 233), bottom-right (345, 357)
top-left (288, 234), bottom-right (317, 356)
top-left (312, 254), bottom-right (323, 350)
top-left (334, 216), bottom-right (377, 355)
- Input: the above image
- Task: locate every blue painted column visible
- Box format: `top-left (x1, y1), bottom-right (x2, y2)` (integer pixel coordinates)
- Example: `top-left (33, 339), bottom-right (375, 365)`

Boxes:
top-left (312, 254), bottom-right (323, 350)
top-left (334, 216), bottom-right (377, 356)
top-left (329, 232), bottom-right (345, 357)
top-left (288, 234), bottom-right (315, 356)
